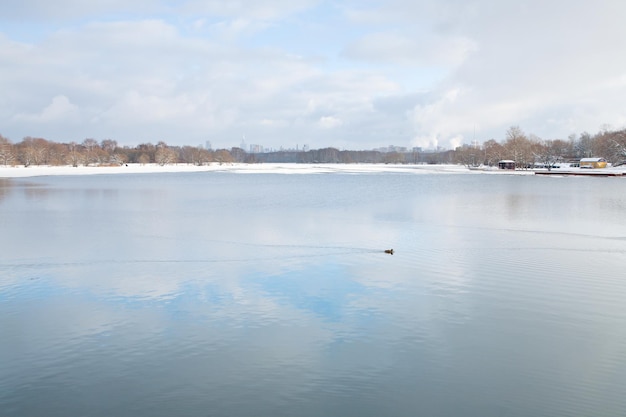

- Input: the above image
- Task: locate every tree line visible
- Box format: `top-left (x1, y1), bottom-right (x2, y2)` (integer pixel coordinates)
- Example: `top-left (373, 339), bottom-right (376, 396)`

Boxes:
top-left (0, 135), bottom-right (449, 166)
top-left (0, 137), bottom-right (237, 167)
top-left (1, 126), bottom-right (625, 167)
top-left (455, 126), bottom-right (626, 169)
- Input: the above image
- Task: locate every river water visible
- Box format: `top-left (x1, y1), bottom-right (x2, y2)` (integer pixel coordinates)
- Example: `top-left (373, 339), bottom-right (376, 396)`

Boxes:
top-left (1, 171), bottom-right (625, 417)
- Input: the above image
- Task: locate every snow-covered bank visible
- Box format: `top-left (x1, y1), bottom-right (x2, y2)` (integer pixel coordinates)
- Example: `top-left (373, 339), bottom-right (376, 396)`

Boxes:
top-left (3, 163), bottom-right (623, 178)
top-left (0, 163), bottom-right (477, 178)
top-left (0, 163), bottom-right (222, 178)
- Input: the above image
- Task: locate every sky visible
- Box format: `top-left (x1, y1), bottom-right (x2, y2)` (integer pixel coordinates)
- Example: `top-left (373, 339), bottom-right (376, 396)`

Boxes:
top-left (1, 0), bottom-right (626, 151)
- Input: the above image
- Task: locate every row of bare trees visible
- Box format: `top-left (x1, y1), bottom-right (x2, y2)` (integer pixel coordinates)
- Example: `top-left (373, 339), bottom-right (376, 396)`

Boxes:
top-left (2, 126), bottom-right (626, 168)
top-left (0, 135), bottom-right (245, 167)
top-left (455, 126), bottom-right (626, 169)
top-left (0, 134), bottom-right (444, 166)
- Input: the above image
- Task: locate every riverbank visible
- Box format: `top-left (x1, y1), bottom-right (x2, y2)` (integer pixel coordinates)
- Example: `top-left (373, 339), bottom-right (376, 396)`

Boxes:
top-left (2, 163), bottom-right (624, 178)
top-left (0, 163), bottom-right (497, 178)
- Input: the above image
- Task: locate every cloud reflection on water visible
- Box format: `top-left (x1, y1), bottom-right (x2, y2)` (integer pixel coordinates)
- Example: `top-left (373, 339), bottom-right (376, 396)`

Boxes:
top-left (2, 172), bottom-right (626, 416)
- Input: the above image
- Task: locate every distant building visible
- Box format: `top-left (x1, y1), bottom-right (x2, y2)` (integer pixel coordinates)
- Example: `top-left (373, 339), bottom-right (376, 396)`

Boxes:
top-left (580, 157), bottom-right (607, 169)
top-left (498, 160), bottom-right (516, 170)
top-left (205, 141), bottom-right (212, 150)
top-left (249, 144), bottom-right (263, 153)
top-left (374, 145), bottom-right (408, 153)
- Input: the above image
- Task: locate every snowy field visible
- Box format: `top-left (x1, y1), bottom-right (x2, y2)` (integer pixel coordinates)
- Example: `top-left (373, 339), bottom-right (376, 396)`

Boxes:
top-left (0, 163), bottom-right (534, 178)
top-left (2, 163), bottom-right (626, 178)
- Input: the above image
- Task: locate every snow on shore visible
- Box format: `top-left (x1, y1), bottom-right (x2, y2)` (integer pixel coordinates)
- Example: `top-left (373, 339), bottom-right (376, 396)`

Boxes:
top-left (0, 163), bottom-right (478, 178)
top-left (2, 163), bottom-right (623, 178)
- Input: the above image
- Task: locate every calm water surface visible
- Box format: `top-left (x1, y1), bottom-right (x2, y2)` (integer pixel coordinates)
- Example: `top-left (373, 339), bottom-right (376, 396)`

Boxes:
top-left (1, 172), bottom-right (626, 417)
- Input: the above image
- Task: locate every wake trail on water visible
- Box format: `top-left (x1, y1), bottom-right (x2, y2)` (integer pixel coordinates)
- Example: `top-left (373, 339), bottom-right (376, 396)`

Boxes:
top-left (200, 238), bottom-right (381, 252)
top-left (4, 244), bottom-right (385, 269)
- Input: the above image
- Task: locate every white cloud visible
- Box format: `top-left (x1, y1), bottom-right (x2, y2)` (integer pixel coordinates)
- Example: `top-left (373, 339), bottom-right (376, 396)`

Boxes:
top-left (260, 118), bottom-right (288, 127)
top-left (410, 88), bottom-right (463, 148)
top-left (318, 116), bottom-right (342, 129)
top-left (41, 95), bottom-right (80, 122)
top-left (14, 95), bottom-right (79, 124)
top-left (1, 0), bottom-right (626, 150)
top-left (343, 32), bottom-right (476, 68)
top-left (180, 0), bottom-right (321, 21)
top-left (345, 0), bottom-right (626, 144)
top-left (100, 91), bottom-right (197, 123)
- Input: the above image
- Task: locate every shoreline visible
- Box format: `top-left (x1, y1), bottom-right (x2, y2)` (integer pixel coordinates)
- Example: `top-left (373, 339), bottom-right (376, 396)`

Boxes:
top-left (1, 162), bottom-right (624, 178)
top-left (0, 163), bottom-right (493, 178)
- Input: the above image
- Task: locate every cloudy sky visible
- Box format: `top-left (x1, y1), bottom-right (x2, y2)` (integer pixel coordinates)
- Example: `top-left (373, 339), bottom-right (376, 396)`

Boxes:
top-left (1, 0), bottom-right (625, 150)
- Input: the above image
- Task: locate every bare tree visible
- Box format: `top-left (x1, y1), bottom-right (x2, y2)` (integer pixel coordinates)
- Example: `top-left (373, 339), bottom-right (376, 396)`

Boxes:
top-left (100, 139), bottom-right (117, 154)
top-left (155, 142), bottom-right (178, 165)
top-left (504, 126), bottom-right (525, 165)
top-left (66, 142), bottom-right (84, 167)
top-left (136, 143), bottom-right (156, 163)
top-left (82, 138), bottom-right (98, 151)
top-left (47, 142), bottom-right (67, 165)
top-left (503, 127), bottom-right (534, 168)
top-left (573, 132), bottom-right (593, 158)
top-left (82, 138), bottom-right (102, 165)
top-left (550, 139), bottom-right (572, 160)
top-left (383, 151), bottom-right (405, 164)
top-left (483, 139), bottom-right (506, 166)
top-left (109, 152), bottom-right (127, 165)
top-left (18, 137), bottom-right (50, 166)
top-left (532, 138), bottom-right (560, 170)
top-left (0, 134), bottom-right (16, 166)
top-left (180, 146), bottom-right (211, 165)
top-left (455, 144), bottom-right (481, 167)
top-left (138, 154), bottom-right (151, 165)
top-left (213, 149), bottom-right (233, 165)
top-left (611, 130), bottom-right (626, 164)
top-left (593, 129), bottom-right (626, 164)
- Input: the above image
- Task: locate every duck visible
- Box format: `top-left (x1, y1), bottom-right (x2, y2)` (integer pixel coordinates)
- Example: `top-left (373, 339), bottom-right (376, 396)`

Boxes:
top-left (384, 249), bottom-right (394, 255)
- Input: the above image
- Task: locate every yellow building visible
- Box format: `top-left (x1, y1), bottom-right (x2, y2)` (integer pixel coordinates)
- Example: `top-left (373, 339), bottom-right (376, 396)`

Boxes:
top-left (580, 158), bottom-right (607, 169)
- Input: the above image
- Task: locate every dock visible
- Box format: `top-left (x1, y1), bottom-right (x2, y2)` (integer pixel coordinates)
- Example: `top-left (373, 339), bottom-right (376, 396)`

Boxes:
top-left (534, 170), bottom-right (624, 177)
